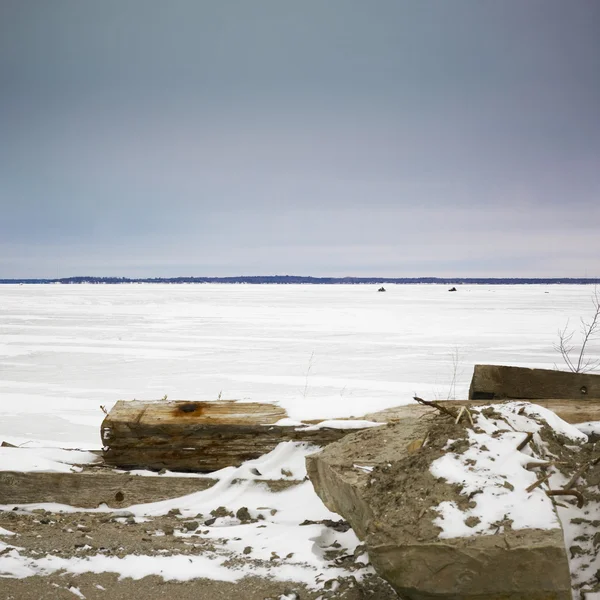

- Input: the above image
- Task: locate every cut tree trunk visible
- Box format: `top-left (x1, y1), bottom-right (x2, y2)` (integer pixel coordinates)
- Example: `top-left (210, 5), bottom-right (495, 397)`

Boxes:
top-left (469, 364), bottom-right (600, 400)
top-left (101, 400), bottom-right (371, 472)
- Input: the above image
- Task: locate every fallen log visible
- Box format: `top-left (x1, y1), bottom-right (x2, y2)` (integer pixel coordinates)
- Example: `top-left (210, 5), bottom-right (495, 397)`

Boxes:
top-left (0, 469), bottom-right (302, 508)
top-left (101, 400), bottom-right (372, 472)
top-left (468, 364), bottom-right (600, 400)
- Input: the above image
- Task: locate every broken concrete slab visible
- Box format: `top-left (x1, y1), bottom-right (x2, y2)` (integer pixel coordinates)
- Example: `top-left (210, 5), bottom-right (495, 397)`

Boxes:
top-left (306, 407), bottom-right (574, 600)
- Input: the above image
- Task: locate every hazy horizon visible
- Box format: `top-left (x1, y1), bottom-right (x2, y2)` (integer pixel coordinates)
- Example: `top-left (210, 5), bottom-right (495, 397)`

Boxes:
top-left (3, 274), bottom-right (600, 284)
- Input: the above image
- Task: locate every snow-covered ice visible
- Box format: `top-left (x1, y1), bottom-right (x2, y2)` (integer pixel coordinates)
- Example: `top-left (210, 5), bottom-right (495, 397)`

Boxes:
top-left (0, 447), bottom-right (100, 473)
top-left (1, 283), bottom-right (595, 447)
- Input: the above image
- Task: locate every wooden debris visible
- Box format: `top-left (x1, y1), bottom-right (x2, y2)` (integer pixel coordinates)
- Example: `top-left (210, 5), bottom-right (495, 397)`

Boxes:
top-left (516, 432), bottom-right (534, 452)
top-left (564, 455), bottom-right (600, 490)
top-left (0, 469), bottom-right (302, 508)
top-left (454, 405), bottom-right (474, 426)
top-left (525, 461), bottom-right (563, 471)
top-left (526, 473), bottom-right (552, 493)
top-left (412, 396), bottom-right (458, 419)
top-left (469, 364), bottom-right (600, 401)
top-left (102, 400), bottom-right (374, 472)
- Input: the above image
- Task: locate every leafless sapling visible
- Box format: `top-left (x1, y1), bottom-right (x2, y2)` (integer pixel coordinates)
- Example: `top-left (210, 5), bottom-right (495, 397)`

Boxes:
top-left (554, 288), bottom-right (600, 374)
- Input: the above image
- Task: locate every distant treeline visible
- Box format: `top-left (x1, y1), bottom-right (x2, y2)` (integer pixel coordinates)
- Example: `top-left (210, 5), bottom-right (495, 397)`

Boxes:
top-left (1, 276), bottom-right (600, 285)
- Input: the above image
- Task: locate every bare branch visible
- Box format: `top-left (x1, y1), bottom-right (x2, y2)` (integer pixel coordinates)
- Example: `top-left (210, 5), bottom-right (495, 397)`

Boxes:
top-left (575, 291), bottom-right (600, 373)
top-left (554, 288), bottom-right (600, 373)
top-left (413, 396), bottom-right (459, 419)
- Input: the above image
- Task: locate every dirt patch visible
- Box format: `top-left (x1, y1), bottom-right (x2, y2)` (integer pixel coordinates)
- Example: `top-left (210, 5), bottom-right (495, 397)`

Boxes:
top-left (0, 509), bottom-right (399, 599)
top-left (0, 572), bottom-right (399, 600)
top-left (362, 416), bottom-right (472, 545)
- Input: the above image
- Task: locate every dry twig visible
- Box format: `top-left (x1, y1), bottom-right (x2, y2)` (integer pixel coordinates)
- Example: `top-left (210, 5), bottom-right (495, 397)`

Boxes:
top-left (526, 473), bottom-right (553, 493)
top-left (413, 396), bottom-right (458, 419)
top-left (525, 461), bottom-right (563, 471)
top-left (455, 405), bottom-right (474, 426)
top-left (516, 432), bottom-right (534, 452)
top-left (553, 288), bottom-right (600, 374)
top-left (564, 455), bottom-right (600, 490)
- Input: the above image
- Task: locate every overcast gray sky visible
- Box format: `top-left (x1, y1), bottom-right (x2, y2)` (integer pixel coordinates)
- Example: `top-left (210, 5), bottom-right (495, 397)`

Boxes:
top-left (1, 1), bottom-right (599, 278)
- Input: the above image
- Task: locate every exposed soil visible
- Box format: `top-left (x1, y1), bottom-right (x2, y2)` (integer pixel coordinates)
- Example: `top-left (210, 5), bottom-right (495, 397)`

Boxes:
top-left (362, 416), bottom-right (470, 545)
top-left (0, 509), bottom-right (399, 600)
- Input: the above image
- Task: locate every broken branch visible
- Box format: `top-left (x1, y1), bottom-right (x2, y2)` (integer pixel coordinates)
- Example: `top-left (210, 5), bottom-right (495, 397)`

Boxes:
top-left (413, 396), bottom-right (458, 419)
top-left (564, 455), bottom-right (600, 490)
top-left (545, 489), bottom-right (584, 509)
top-left (516, 432), bottom-right (534, 452)
top-left (525, 461), bottom-right (561, 471)
top-left (526, 473), bottom-right (552, 493)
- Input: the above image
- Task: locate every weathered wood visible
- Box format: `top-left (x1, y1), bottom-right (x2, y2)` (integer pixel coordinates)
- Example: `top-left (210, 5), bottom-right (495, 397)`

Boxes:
top-left (102, 400), bottom-right (365, 472)
top-left (102, 400), bottom-right (287, 445)
top-left (366, 398), bottom-right (600, 425)
top-left (468, 364), bottom-right (600, 400)
top-left (0, 469), bottom-right (303, 508)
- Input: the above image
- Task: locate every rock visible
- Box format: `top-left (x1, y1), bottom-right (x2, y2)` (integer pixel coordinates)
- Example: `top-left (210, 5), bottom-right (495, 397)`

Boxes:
top-left (306, 415), bottom-right (573, 600)
top-left (235, 507), bottom-right (252, 523)
top-left (111, 510), bottom-right (134, 519)
top-left (211, 506), bottom-right (233, 518)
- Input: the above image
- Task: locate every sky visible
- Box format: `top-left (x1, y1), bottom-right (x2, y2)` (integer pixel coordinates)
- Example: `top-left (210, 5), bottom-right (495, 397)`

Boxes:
top-left (1, 1), bottom-right (599, 278)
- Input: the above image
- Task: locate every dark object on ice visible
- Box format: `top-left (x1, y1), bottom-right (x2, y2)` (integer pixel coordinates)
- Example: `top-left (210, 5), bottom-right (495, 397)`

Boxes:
top-left (378, 287), bottom-right (386, 292)
top-left (448, 287), bottom-right (457, 292)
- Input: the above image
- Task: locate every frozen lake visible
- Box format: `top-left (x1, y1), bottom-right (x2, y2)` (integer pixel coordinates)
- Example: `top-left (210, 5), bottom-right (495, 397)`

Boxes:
top-left (0, 283), bottom-right (597, 448)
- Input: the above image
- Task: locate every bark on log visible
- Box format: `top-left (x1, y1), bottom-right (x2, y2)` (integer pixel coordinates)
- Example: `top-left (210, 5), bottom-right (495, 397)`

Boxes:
top-left (469, 364), bottom-right (600, 400)
top-left (0, 469), bottom-right (302, 508)
top-left (101, 400), bottom-right (368, 472)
